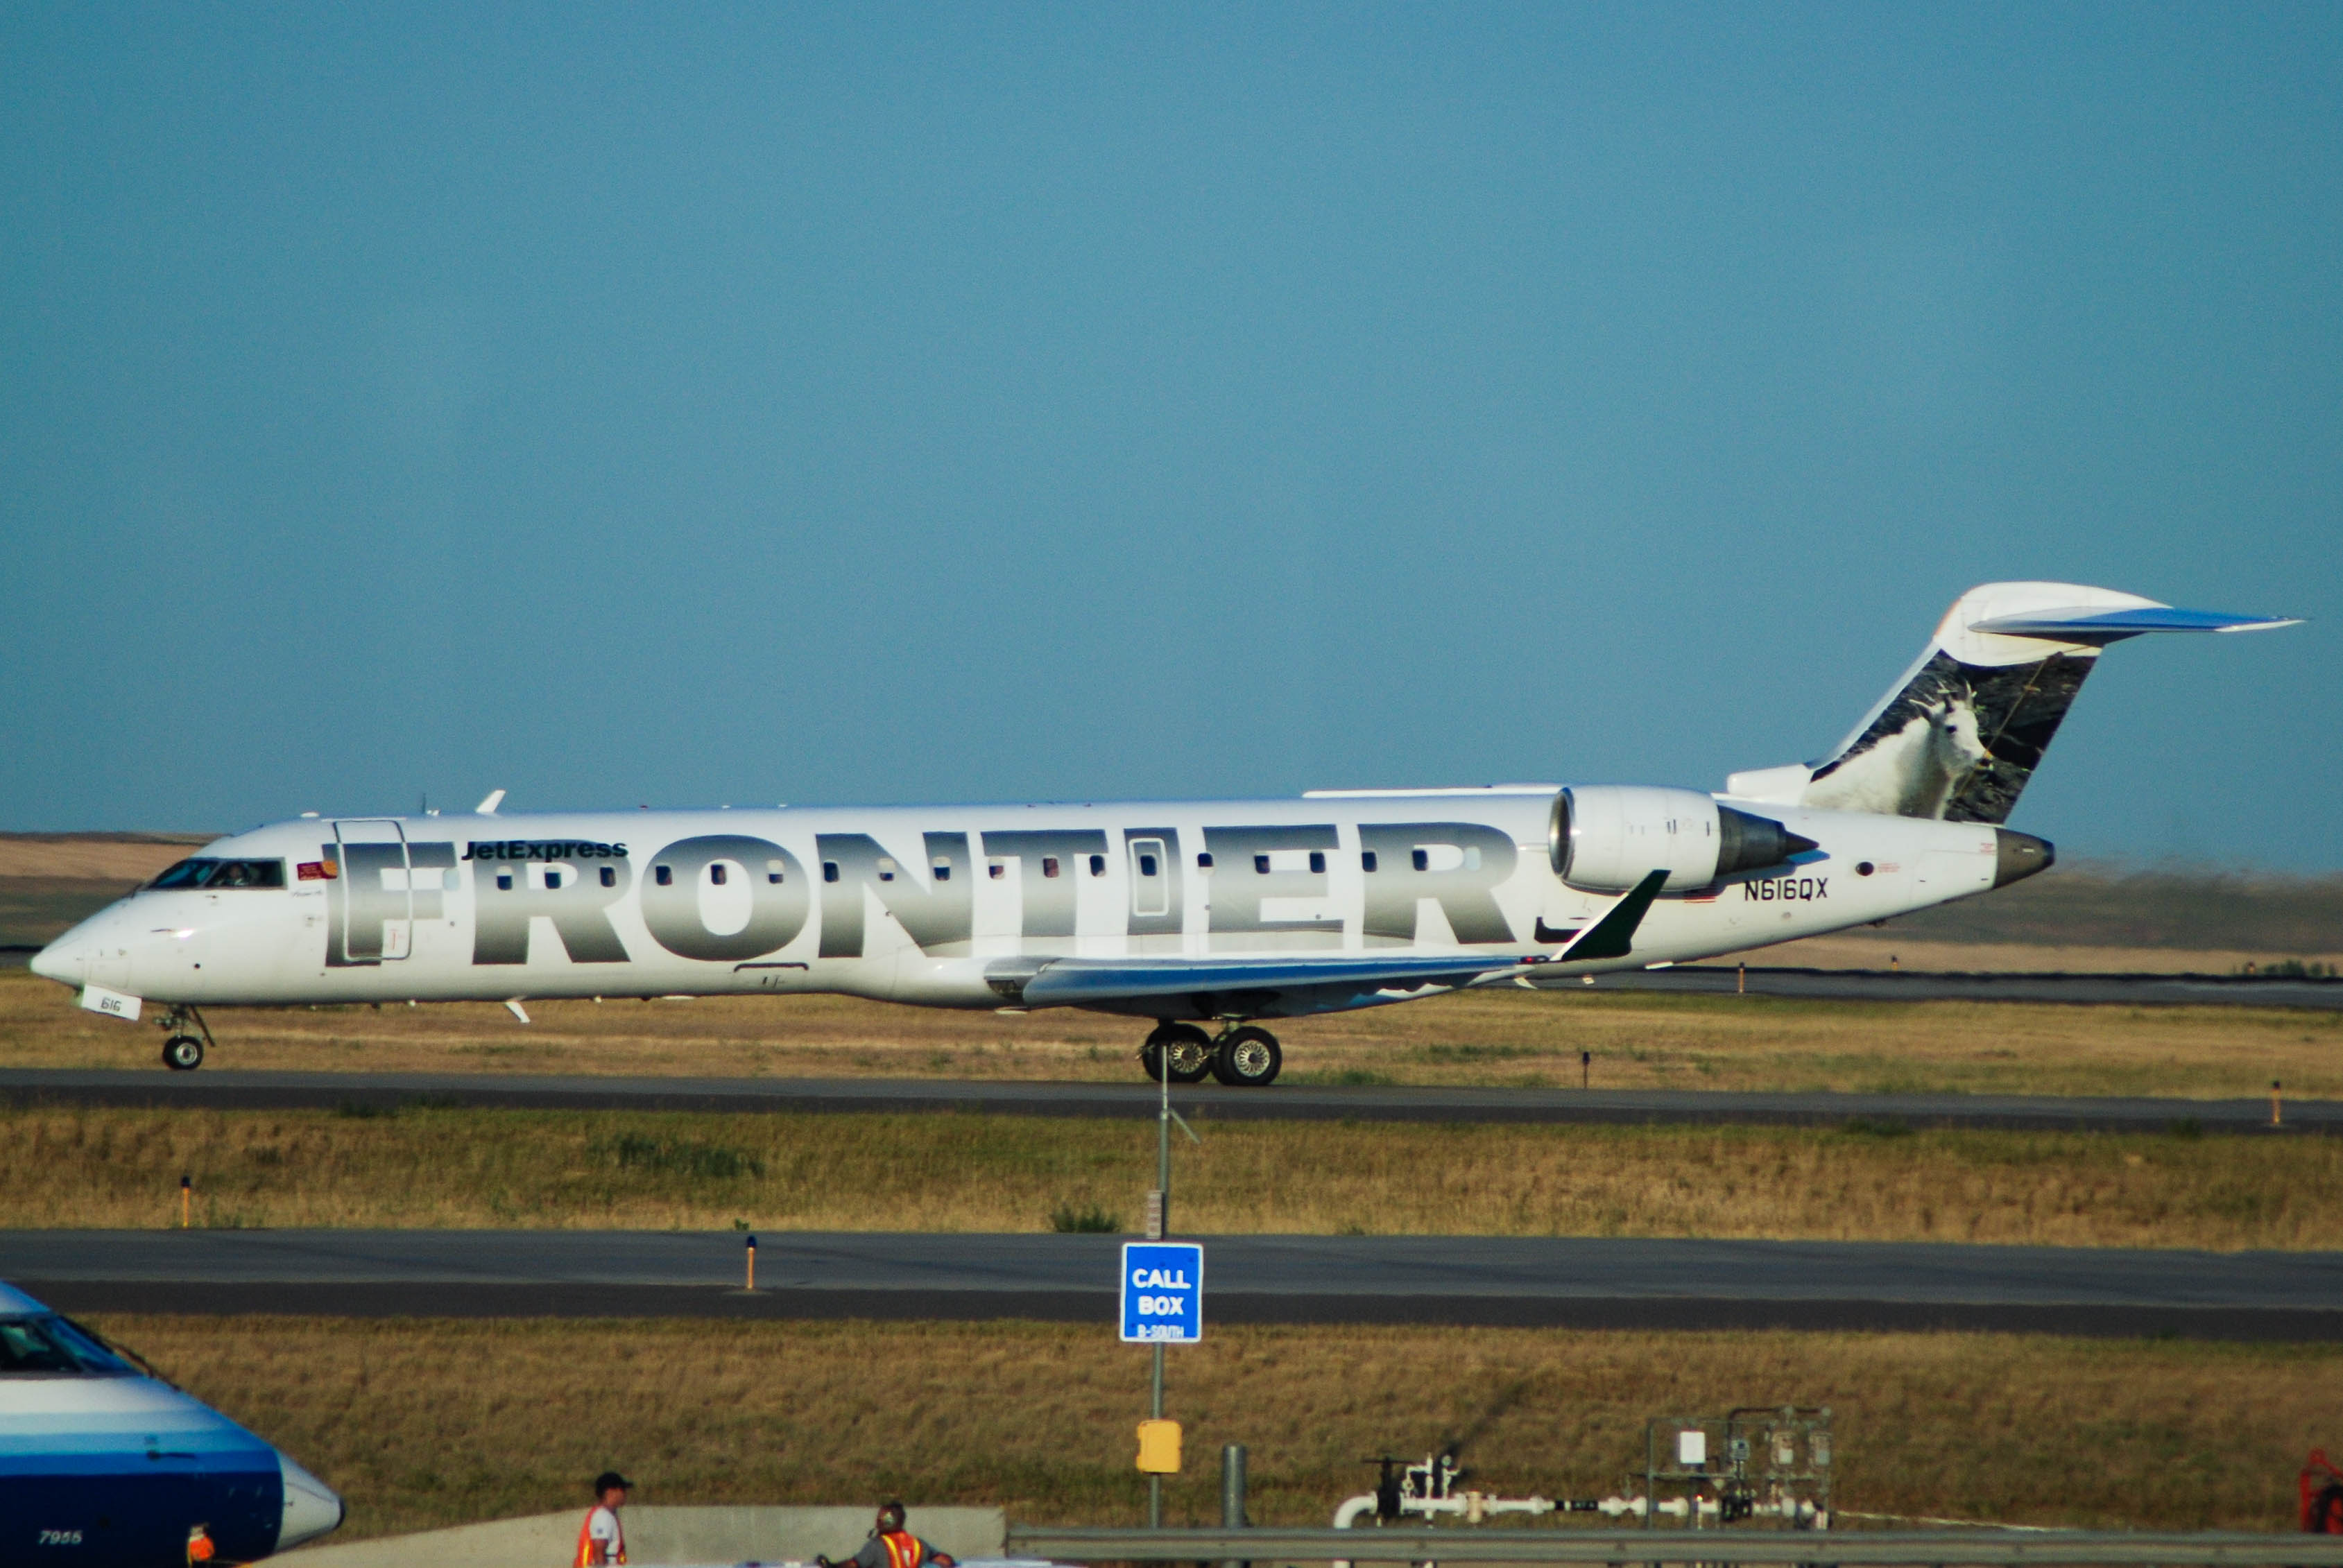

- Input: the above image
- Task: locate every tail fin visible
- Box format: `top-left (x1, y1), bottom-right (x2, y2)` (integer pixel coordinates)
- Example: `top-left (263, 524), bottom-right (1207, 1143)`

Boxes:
top-left (1725, 582), bottom-right (2297, 824)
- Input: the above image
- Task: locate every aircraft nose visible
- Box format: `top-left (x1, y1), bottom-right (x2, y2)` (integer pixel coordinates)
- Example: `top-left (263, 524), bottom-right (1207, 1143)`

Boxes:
top-left (28, 935), bottom-right (85, 986)
top-left (275, 1451), bottom-right (345, 1551)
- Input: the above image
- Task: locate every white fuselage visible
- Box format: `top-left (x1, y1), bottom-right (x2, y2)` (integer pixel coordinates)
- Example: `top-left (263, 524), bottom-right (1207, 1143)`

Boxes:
top-left (35, 787), bottom-right (2000, 1020)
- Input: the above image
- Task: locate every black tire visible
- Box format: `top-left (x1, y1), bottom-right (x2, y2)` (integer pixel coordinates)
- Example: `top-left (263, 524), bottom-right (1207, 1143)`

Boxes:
top-left (1140, 1024), bottom-right (1215, 1084)
top-left (1211, 1025), bottom-right (1281, 1087)
top-left (162, 1035), bottom-right (205, 1071)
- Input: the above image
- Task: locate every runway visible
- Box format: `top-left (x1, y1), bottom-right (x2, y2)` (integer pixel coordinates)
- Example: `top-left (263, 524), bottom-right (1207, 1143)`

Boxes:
top-left (10, 1229), bottom-right (2341, 1338)
top-left (1578, 965), bottom-right (2343, 1007)
top-left (6, 1065), bottom-right (2335, 1135)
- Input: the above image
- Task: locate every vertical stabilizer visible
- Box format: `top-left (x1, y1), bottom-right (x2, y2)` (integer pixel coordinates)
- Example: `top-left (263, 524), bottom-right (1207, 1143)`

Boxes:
top-left (1725, 582), bottom-right (2296, 824)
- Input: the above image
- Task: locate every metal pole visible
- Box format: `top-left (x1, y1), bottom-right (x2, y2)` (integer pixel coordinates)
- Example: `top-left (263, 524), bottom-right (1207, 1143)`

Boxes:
top-left (1220, 1445), bottom-right (1248, 1568)
top-left (1149, 1040), bottom-right (1170, 1530)
top-left (1149, 1345), bottom-right (1165, 1527)
top-left (1158, 1040), bottom-right (1172, 1227)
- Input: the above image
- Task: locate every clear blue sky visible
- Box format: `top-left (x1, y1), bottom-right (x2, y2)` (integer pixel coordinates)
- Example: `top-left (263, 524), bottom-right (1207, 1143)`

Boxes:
top-left (3, 5), bottom-right (2336, 866)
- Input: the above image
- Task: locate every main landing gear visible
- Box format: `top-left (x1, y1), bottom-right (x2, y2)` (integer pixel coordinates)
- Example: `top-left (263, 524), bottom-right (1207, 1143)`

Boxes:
top-left (157, 1005), bottom-right (214, 1072)
top-left (1139, 1022), bottom-right (1282, 1088)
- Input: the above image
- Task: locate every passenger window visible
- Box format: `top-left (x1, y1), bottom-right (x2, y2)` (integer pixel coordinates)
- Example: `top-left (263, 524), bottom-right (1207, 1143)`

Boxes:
top-left (823, 862), bottom-right (840, 884)
top-left (1088, 854), bottom-right (1106, 877)
top-left (1411, 848), bottom-right (1430, 872)
top-left (1138, 854), bottom-right (1158, 877)
top-left (1362, 851), bottom-right (1378, 872)
top-left (1042, 857), bottom-right (1061, 879)
top-left (601, 867), bottom-right (616, 888)
top-left (496, 873), bottom-right (513, 891)
top-left (769, 860), bottom-right (787, 885)
top-left (710, 864), bottom-right (728, 886)
top-left (1197, 852), bottom-right (1214, 870)
top-left (1309, 851), bottom-right (1325, 874)
top-left (877, 857), bottom-right (897, 883)
top-left (655, 865), bottom-right (673, 886)
top-left (546, 871), bottom-right (563, 890)
top-left (932, 862), bottom-right (950, 881)
top-left (1253, 854), bottom-right (1271, 875)
top-left (988, 862), bottom-right (1005, 880)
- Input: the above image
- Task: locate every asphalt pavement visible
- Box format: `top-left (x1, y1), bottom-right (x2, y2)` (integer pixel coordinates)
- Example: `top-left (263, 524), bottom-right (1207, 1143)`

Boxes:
top-left (1575, 966), bottom-right (2343, 1006)
top-left (10, 1229), bottom-right (2340, 1338)
top-left (4, 1065), bottom-right (2334, 1135)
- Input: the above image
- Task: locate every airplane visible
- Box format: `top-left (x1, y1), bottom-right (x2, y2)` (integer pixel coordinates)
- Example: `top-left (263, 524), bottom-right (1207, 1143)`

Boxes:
top-left (29, 581), bottom-right (2295, 1085)
top-left (0, 1281), bottom-right (343, 1568)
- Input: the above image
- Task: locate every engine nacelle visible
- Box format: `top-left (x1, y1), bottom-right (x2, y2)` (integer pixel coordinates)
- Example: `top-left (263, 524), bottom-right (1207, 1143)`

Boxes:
top-left (1549, 786), bottom-right (1816, 893)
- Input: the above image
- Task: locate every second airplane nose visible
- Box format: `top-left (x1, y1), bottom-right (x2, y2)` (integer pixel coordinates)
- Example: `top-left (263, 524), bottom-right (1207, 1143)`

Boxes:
top-left (275, 1451), bottom-right (345, 1551)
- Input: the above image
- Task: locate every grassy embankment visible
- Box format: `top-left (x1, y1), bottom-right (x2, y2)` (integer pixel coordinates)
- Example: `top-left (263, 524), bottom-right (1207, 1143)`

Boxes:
top-left (5, 967), bottom-right (2341, 1097)
top-left (98, 1313), bottom-right (2343, 1540)
top-left (0, 832), bottom-right (209, 949)
top-left (12, 1105), bottom-right (2343, 1248)
top-left (1753, 860), bottom-right (2343, 973)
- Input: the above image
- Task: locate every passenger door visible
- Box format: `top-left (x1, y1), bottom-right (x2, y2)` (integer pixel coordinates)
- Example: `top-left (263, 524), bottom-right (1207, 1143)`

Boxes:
top-left (334, 819), bottom-right (412, 961)
top-left (1128, 838), bottom-right (1170, 918)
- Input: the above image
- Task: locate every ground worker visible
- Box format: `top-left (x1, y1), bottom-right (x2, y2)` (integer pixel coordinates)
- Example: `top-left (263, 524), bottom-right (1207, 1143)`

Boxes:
top-left (816, 1501), bottom-right (955, 1568)
top-left (576, 1471), bottom-right (630, 1567)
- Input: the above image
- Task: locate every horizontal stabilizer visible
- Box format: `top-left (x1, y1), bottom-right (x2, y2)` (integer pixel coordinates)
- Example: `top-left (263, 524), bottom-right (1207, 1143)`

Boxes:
top-left (1968, 605), bottom-right (2299, 641)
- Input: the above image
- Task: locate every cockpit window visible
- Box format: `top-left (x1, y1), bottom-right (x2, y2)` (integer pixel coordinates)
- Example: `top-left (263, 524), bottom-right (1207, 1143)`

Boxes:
top-left (0, 1315), bottom-right (135, 1376)
top-left (148, 859), bottom-right (287, 890)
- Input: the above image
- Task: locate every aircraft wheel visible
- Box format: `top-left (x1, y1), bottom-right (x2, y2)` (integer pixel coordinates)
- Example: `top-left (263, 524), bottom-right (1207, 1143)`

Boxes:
top-left (1140, 1024), bottom-right (1215, 1084)
top-left (162, 1035), bottom-right (205, 1071)
top-left (1211, 1026), bottom-right (1281, 1087)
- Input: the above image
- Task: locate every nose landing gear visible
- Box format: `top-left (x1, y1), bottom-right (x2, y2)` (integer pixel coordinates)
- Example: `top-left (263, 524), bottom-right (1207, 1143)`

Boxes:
top-left (156, 1006), bottom-right (214, 1072)
top-left (1137, 1022), bottom-right (1283, 1087)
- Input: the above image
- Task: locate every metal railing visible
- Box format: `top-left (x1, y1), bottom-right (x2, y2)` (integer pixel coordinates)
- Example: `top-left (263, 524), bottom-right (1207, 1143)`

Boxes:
top-left (1004, 1526), bottom-right (2343, 1565)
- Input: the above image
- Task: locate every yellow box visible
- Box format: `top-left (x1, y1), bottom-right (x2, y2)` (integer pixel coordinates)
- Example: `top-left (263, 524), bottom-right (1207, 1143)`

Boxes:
top-left (1135, 1418), bottom-right (1182, 1474)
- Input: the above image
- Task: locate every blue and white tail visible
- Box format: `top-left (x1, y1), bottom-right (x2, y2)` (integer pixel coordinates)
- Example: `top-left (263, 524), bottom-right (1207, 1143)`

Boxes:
top-left (1725, 582), bottom-right (2296, 825)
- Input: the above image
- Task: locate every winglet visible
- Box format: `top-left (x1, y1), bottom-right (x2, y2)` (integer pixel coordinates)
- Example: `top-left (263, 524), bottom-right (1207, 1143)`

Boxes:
top-left (1557, 869), bottom-right (1670, 962)
top-left (476, 789), bottom-right (506, 815)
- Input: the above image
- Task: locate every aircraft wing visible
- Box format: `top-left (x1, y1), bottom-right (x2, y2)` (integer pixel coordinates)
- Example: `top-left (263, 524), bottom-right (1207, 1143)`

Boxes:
top-left (999, 951), bottom-right (1536, 1009)
top-left (986, 868), bottom-right (1672, 1012)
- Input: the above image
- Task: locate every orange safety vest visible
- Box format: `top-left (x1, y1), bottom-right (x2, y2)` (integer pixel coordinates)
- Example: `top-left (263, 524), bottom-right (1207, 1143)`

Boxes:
top-left (576, 1507), bottom-right (626, 1567)
top-left (879, 1531), bottom-right (924, 1568)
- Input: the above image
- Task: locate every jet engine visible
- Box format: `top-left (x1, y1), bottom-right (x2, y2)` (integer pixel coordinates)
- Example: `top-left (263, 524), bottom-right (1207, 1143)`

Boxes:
top-left (1549, 785), bottom-right (1817, 893)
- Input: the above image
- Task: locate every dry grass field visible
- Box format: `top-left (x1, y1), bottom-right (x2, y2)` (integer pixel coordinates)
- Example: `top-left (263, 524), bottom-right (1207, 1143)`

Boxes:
top-left (0, 833), bottom-right (211, 881)
top-left (7, 967), bottom-right (2340, 1098)
top-left (12, 1105), bottom-right (2343, 1248)
top-left (0, 832), bottom-right (208, 948)
top-left (94, 1313), bottom-right (2343, 1540)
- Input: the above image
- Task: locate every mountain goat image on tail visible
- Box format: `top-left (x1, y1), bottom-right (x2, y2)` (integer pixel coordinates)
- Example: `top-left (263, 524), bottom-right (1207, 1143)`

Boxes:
top-left (1803, 647), bottom-right (2094, 822)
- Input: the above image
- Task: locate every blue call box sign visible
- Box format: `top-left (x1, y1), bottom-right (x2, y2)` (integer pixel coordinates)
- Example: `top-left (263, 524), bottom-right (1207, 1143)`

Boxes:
top-left (1120, 1241), bottom-right (1203, 1343)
